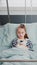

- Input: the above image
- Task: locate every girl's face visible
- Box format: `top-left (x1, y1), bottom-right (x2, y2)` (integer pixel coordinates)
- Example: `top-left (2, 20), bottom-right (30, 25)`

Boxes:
top-left (17, 28), bottom-right (26, 39)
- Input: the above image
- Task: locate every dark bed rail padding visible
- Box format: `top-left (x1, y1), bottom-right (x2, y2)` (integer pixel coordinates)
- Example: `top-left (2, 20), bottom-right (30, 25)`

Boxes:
top-left (0, 15), bottom-right (37, 25)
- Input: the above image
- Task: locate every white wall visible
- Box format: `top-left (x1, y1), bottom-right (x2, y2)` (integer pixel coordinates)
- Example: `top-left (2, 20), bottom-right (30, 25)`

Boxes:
top-left (0, 0), bottom-right (37, 7)
top-left (0, 0), bottom-right (6, 7)
top-left (0, 0), bottom-right (37, 15)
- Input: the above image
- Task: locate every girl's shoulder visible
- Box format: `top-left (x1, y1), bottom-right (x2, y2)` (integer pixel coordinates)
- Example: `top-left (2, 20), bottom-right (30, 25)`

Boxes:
top-left (10, 38), bottom-right (18, 47)
top-left (26, 38), bottom-right (31, 42)
top-left (26, 38), bottom-right (34, 51)
top-left (26, 38), bottom-right (32, 45)
top-left (12, 38), bottom-right (18, 43)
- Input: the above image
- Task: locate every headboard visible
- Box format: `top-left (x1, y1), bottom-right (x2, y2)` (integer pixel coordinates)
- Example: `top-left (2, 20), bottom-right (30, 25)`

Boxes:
top-left (0, 15), bottom-right (37, 25)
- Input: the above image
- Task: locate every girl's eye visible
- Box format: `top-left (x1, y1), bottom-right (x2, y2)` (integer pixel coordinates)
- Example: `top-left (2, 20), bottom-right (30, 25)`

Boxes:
top-left (18, 32), bottom-right (20, 34)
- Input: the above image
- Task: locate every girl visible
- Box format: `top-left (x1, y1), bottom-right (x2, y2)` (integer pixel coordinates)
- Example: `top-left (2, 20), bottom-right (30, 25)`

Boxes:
top-left (10, 24), bottom-right (33, 51)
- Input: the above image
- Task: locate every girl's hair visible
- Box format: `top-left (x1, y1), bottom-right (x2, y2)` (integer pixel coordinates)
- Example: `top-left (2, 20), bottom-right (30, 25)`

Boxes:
top-left (16, 24), bottom-right (29, 39)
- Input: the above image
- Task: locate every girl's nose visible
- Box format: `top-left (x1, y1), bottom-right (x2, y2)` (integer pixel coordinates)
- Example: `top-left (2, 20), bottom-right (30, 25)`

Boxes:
top-left (20, 34), bottom-right (23, 36)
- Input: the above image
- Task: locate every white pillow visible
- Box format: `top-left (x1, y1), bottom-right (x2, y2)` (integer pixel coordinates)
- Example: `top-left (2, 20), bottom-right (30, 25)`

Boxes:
top-left (26, 23), bottom-right (37, 44)
top-left (8, 23), bottom-right (37, 44)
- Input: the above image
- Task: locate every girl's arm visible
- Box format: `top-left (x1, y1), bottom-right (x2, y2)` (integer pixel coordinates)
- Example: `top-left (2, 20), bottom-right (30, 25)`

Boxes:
top-left (26, 39), bottom-right (34, 51)
top-left (9, 38), bottom-right (17, 48)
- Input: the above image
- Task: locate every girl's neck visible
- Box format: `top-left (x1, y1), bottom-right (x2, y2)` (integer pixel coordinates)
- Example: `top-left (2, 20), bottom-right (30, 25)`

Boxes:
top-left (18, 37), bottom-right (25, 40)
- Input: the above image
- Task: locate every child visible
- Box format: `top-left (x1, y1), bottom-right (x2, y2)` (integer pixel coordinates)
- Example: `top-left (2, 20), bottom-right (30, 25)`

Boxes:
top-left (10, 24), bottom-right (33, 51)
